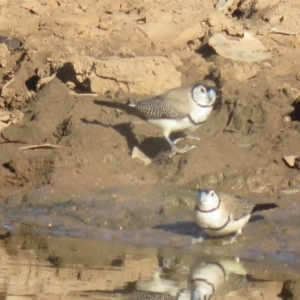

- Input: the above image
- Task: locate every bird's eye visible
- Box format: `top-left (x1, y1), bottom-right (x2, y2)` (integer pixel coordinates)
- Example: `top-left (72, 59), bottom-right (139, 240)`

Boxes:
top-left (200, 87), bottom-right (205, 93)
top-left (210, 191), bottom-right (215, 197)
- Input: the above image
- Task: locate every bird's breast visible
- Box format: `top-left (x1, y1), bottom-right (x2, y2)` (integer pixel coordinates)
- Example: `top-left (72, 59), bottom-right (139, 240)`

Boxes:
top-left (195, 208), bottom-right (228, 231)
top-left (191, 263), bottom-right (225, 286)
top-left (189, 105), bottom-right (213, 124)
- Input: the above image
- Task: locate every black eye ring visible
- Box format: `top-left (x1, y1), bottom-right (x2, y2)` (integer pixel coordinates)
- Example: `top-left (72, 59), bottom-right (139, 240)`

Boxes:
top-left (211, 191), bottom-right (215, 197)
top-left (200, 87), bottom-right (205, 93)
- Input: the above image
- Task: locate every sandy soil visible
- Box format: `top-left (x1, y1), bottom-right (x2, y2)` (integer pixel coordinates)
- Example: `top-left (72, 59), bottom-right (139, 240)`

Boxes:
top-left (1, 0), bottom-right (300, 199)
top-left (1, 0), bottom-right (300, 298)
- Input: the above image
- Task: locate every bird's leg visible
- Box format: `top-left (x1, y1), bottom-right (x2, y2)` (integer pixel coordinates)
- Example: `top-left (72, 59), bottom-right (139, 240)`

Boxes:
top-left (191, 236), bottom-right (204, 244)
top-left (222, 230), bottom-right (242, 245)
top-left (191, 231), bottom-right (207, 244)
top-left (164, 133), bottom-right (197, 157)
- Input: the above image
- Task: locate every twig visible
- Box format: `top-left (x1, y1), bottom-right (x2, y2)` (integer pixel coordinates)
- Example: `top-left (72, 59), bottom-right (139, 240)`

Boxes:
top-left (19, 143), bottom-right (62, 150)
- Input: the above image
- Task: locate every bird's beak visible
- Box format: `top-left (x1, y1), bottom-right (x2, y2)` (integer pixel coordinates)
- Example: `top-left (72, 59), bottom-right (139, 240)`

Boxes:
top-left (199, 190), bottom-right (208, 201)
top-left (208, 88), bottom-right (216, 104)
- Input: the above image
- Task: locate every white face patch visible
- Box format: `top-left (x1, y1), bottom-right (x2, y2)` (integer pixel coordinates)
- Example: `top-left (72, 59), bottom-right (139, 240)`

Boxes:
top-left (192, 85), bottom-right (216, 107)
top-left (198, 190), bottom-right (220, 211)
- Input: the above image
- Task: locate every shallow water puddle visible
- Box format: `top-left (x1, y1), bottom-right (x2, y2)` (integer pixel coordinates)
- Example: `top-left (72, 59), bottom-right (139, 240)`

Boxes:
top-left (0, 233), bottom-right (298, 299)
top-left (1, 186), bottom-right (300, 299)
top-left (2, 185), bottom-right (300, 262)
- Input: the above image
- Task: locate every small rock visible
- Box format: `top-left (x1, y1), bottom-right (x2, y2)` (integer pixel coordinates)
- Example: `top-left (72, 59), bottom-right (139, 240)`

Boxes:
top-left (98, 22), bottom-right (109, 30)
top-left (0, 59), bottom-right (6, 67)
top-left (89, 55), bottom-right (182, 95)
top-left (0, 36), bottom-right (22, 51)
top-left (0, 43), bottom-right (10, 59)
top-left (209, 32), bottom-right (271, 62)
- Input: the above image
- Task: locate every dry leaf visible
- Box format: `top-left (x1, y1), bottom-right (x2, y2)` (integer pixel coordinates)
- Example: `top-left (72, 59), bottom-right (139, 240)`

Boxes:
top-left (132, 147), bottom-right (152, 165)
top-left (36, 73), bottom-right (56, 90)
top-left (283, 155), bottom-right (299, 167)
top-left (269, 27), bottom-right (297, 36)
top-left (281, 189), bottom-right (300, 195)
top-left (0, 108), bottom-right (23, 132)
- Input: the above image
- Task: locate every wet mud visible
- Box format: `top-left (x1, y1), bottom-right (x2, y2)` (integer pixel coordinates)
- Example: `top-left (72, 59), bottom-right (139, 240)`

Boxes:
top-left (1, 0), bottom-right (300, 299)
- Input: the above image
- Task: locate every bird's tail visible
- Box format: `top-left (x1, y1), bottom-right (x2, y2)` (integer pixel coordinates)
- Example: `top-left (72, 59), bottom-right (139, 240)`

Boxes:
top-left (252, 203), bottom-right (278, 213)
top-left (93, 100), bottom-right (146, 120)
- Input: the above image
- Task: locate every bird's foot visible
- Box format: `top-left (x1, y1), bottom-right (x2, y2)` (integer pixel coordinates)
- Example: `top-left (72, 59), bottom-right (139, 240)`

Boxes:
top-left (162, 258), bottom-right (175, 269)
top-left (222, 235), bottom-right (238, 245)
top-left (169, 145), bottom-right (197, 157)
top-left (173, 135), bottom-right (201, 145)
top-left (164, 135), bottom-right (197, 157)
top-left (192, 237), bottom-right (204, 244)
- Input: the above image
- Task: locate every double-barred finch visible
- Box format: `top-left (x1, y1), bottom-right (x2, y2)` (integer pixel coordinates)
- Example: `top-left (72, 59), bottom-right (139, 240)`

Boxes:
top-left (194, 190), bottom-right (278, 244)
top-left (130, 290), bottom-right (175, 300)
top-left (131, 269), bottom-right (188, 300)
top-left (190, 257), bottom-right (247, 300)
top-left (94, 80), bottom-right (217, 156)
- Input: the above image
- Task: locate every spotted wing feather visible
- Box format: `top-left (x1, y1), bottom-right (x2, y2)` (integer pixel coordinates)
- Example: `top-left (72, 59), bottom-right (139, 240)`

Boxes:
top-left (131, 290), bottom-right (175, 299)
top-left (231, 196), bottom-right (255, 221)
top-left (227, 273), bottom-right (248, 290)
top-left (135, 96), bottom-right (188, 120)
top-left (220, 193), bottom-right (255, 221)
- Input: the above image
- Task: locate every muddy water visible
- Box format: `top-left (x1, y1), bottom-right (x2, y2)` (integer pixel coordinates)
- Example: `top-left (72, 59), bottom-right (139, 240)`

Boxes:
top-left (1, 185), bottom-right (300, 299)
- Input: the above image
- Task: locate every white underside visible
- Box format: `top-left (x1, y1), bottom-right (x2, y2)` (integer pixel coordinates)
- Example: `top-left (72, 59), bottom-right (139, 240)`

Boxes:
top-left (136, 278), bottom-right (185, 296)
top-left (148, 105), bottom-right (213, 136)
top-left (148, 118), bottom-right (197, 134)
top-left (195, 209), bottom-right (250, 236)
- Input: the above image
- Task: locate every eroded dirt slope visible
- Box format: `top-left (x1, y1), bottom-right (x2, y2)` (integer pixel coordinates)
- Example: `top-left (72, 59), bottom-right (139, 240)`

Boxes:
top-left (0, 0), bottom-right (300, 202)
